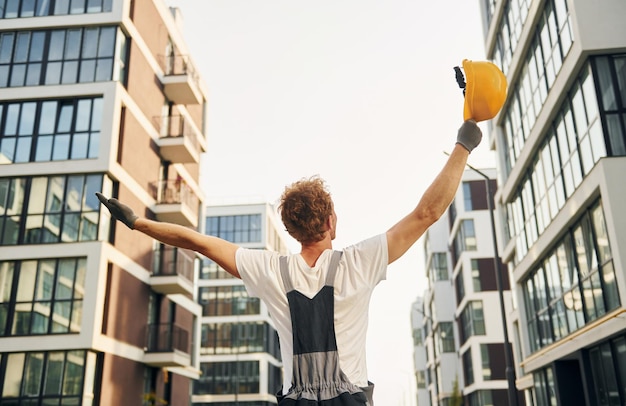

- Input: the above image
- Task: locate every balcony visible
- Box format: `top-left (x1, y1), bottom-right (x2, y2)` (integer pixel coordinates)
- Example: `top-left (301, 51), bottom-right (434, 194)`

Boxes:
top-left (150, 179), bottom-right (199, 228)
top-left (154, 115), bottom-right (205, 163)
top-left (150, 246), bottom-right (195, 295)
top-left (143, 323), bottom-right (191, 368)
top-left (160, 54), bottom-right (203, 105)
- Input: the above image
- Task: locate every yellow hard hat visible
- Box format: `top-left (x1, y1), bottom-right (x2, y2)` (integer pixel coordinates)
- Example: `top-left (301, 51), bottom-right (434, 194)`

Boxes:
top-left (461, 59), bottom-right (507, 122)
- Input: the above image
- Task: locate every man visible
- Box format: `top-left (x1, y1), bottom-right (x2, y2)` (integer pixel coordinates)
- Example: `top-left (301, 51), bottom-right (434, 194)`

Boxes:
top-left (97, 119), bottom-right (481, 405)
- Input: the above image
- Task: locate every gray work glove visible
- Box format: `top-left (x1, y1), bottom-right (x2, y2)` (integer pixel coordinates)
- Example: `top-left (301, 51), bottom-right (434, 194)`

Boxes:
top-left (96, 192), bottom-right (138, 229)
top-left (456, 120), bottom-right (482, 153)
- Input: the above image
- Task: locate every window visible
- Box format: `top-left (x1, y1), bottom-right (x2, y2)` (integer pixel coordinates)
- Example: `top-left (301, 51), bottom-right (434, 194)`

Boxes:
top-left (463, 349), bottom-right (474, 386)
top-left (200, 321), bottom-right (280, 358)
top-left (500, 0), bottom-right (573, 174)
top-left (0, 0), bottom-right (113, 18)
top-left (195, 361), bottom-right (260, 395)
top-left (0, 97), bottom-right (102, 164)
top-left (471, 259), bottom-right (483, 292)
top-left (453, 219), bottom-right (477, 259)
top-left (206, 214), bottom-right (262, 243)
top-left (463, 182), bottom-right (473, 211)
top-left (0, 174), bottom-right (103, 245)
top-left (593, 54), bottom-right (626, 155)
top-left (480, 344), bottom-right (507, 381)
top-left (430, 252), bottom-right (448, 281)
top-left (200, 258), bottom-right (235, 280)
top-left (0, 350), bottom-right (97, 404)
top-left (523, 200), bottom-right (619, 353)
top-left (505, 59), bottom-right (611, 261)
top-left (199, 285), bottom-right (260, 317)
top-left (416, 370), bottom-right (426, 389)
top-left (413, 327), bottom-right (423, 346)
top-left (460, 301), bottom-right (486, 343)
top-left (0, 27), bottom-right (119, 87)
top-left (1, 258), bottom-right (86, 336)
top-left (481, 344), bottom-right (491, 381)
top-left (435, 322), bottom-right (455, 354)
top-left (533, 367), bottom-right (558, 406)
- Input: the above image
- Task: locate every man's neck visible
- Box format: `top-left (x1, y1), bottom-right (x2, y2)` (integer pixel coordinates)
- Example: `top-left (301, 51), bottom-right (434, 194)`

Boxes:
top-left (299, 237), bottom-right (332, 268)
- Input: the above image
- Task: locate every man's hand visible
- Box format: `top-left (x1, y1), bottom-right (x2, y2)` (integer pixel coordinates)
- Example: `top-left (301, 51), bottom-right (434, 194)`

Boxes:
top-left (96, 192), bottom-right (138, 229)
top-left (456, 120), bottom-right (482, 153)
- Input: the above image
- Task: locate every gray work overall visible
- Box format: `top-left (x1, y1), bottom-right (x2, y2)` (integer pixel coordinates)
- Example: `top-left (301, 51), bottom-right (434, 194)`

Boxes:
top-left (276, 251), bottom-right (375, 405)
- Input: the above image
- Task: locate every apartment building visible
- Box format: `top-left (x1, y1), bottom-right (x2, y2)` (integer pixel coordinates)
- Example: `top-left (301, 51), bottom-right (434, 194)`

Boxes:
top-left (193, 202), bottom-right (290, 406)
top-left (412, 168), bottom-right (518, 405)
top-left (480, 0), bottom-right (626, 404)
top-left (0, 1), bottom-right (207, 404)
top-left (411, 296), bottom-right (430, 406)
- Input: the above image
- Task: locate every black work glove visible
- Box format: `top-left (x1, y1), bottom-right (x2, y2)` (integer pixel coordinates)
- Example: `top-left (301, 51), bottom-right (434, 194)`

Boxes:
top-left (456, 120), bottom-right (482, 153)
top-left (96, 192), bottom-right (138, 229)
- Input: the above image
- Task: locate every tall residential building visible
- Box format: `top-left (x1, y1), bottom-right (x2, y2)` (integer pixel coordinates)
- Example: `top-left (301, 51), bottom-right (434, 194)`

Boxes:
top-left (0, 1), bottom-right (207, 405)
top-left (412, 168), bottom-right (518, 405)
top-left (480, 0), bottom-right (626, 405)
top-left (194, 202), bottom-right (290, 405)
top-left (411, 297), bottom-right (429, 406)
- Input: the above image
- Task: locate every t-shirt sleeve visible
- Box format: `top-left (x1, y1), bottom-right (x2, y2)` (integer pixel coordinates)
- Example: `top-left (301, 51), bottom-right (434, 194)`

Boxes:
top-left (235, 248), bottom-right (280, 299)
top-left (343, 233), bottom-right (388, 286)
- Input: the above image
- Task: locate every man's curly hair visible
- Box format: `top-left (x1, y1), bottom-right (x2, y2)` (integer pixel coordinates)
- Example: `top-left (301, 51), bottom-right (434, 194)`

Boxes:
top-left (278, 176), bottom-right (333, 244)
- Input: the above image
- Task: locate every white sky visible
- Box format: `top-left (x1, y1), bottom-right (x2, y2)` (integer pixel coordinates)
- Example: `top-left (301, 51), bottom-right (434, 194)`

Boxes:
top-left (165, 1), bottom-right (496, 404)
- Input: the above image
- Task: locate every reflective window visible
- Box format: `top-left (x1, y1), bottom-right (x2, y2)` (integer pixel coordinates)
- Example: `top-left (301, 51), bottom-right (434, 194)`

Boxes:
top-left (0, 27), bottom-right (118, 87)
top-left (206, 214), bottom-right (262, 243)
top-left (0, 97), bottom-right (102, 164)
top-left (463, 349), bottom-right (474, 386)
top-left (493, 0), bottom-right (532, 76)
top-left (504, 62), bottom-right (609, 261)
top-left (460, 301), bottom-right (486, 344)
top-left (593, 55), bottom-right (626, 155)
top-left (523, 200), bottom-right (619, 353)
top-left (200, 258), bottom-right (236, 280)
top-left (453, 219), bottom-right (477, 263)
top-left (470, 259), bottom-right (483, 293)
top-left (500, 0), bottom-right (573, 175)
top-left (430, 252), bottom-right (448, 282)
top-left (195, 361), bottom-right (260, 395)
top-left (0, 174), bottom-right (103, 245)
top-left (0, 0), bottom-right (112, 18)
top-left (200, 321), bottom-right (281, 359)
top-left (533, 367), bottom-right (558, 406)
top-left (0, 258), bottom-right (85, 336)
top-left (199, 285), bottom-right (260, 317)
top-left (468, 390), bottom-right (501, 406)
top-left (434, 322), bottom-right (455, 354)
top-left (0, 350), bottom-right (95, 404)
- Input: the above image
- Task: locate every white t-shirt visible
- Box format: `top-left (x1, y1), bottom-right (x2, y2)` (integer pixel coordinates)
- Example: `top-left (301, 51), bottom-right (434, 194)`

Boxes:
top-left (236, 233), bottom-right (388, 393)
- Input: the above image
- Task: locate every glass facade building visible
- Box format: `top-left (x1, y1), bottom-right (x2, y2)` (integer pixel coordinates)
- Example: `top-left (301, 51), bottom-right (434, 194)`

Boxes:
top-left (194, 203), bottom-right (289, 406)
top-left (480, 0), bottom-right (626, 404)
top-left (0, 1), bottom-right (208, 404)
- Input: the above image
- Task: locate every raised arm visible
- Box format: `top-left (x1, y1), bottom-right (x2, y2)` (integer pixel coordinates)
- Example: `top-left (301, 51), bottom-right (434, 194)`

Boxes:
top-left (386, 120), bottom-right (481, 264)
top-left (96, 193), bottom-right (241, 278)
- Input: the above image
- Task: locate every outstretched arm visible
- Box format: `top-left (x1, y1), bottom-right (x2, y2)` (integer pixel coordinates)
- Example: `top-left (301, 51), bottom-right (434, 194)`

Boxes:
top-left (96, 193), bottom-right (241, 278)
top-left (386, 120), bottom-right (481, 264)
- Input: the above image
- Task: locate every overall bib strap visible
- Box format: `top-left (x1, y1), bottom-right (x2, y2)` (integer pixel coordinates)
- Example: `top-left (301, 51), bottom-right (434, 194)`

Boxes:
top-left (325, 250), bottom-right (343, 286)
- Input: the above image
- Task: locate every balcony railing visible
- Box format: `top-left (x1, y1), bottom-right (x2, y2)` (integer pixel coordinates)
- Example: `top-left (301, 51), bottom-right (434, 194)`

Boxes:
top-left (150, 245), bottom-right (195, 295)
top-left (153, 114), bottom-right (203, 163)
top-left (144, 322), bottom-right (191, 368)
top-left (151, 179), bottom-right (197, 207)
top-left (153, 245), bottom-right (194, 280)
top-left (159, 53), bottom-right (202, 105)
top-left (149, 179), bottom-right (199, 227)
top-left (146, 323), bottom-right (189, 353)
